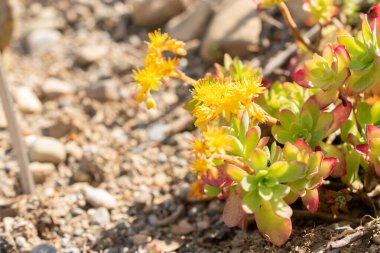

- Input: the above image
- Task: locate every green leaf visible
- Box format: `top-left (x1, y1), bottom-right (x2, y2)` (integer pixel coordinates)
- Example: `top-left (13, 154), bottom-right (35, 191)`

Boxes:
top-left (270, 161), bottom-right (305, 183)
top-left (283, 142), bottom-right (299, 162)
top-left (204, 185), bottom-right (222, 197)
top-left (357, 102), bottom-right (372, 128)
top-left (270, 142), bottom-right (282, 164)
top-left (242, 189), bottom-right (261, 213)
top-left (255, 200), bottom-right (292, 246)
top-left (279, 109), bottom-right (298, 130)
top-left (259, 186), bottom-right (273, 201)
top-left (341, 120), bottom-right (358, 142)
top-left (270, 198), bottom-right (293, 219)
top-left (272, 125), bottom-right (295, 144)
top-left (241, 175), bottom-right (256, 192)
top-left (250, 149), bottom-right (268, 172)
top-left (245, 126), bottom-right (261, 158)
top-left (226, 164), bottom-right (248, 182)
top-left (227, 135), bottom-right (244, 156)
top-left (271, 184), bottom-right (291, 199)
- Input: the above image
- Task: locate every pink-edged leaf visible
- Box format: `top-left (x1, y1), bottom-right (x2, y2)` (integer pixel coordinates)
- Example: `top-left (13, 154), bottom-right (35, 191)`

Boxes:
top-left (327, 102), bottom-right (352, 136)
top-left (255, 200), bottom-right (292, 246)
top-left (223, 189), bottom-right (245, 228)
top-left (257, 137), bottom-right (270, 149)
top-left (355, 144), bottom-right (370, 160)
top-left (302, 188), bottom-right (319, 213)
top-left (291, 69), bottom-right (313, 88)
top-left (309, 87), bottom-right (337, 109)
top-left (334, 45), bottom-right (351, 67)
top-left (367, 124), bottom-right (380, 139)
top-left (319, 157), bottom-right (338, 178)
top-left (294, 139), bottom-right (312, 153)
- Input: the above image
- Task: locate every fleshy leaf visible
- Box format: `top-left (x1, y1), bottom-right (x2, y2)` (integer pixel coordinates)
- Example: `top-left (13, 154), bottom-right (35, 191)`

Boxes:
top-left (258, 186), bottom-right (273, 201)
top-left (327, 102), bottom-right (352, 136)
top-left (242, 189), bottom-right (261, 213)
top-left (302, 189), bottom-right (319, 213)
top-left (226, 164), bottom-right (248, 182)
top-left (245, 126), bottom-right (261, 157)
top-left (251, 148), bottom-right (268, 172)
top-left (204, 184), bottom-right (222, 197)
top-left (223, 189), bottom-right (245, 227)
top-left (255, 200), bottom-right (292, 246)
top-left (319, 157), bottom-right (338, 178)
top-left (269, 161), bottom-right (305, 183)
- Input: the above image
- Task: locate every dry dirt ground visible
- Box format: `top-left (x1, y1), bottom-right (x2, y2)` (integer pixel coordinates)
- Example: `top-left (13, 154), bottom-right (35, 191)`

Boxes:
top-left (1, 0), bottom-right (380, 252)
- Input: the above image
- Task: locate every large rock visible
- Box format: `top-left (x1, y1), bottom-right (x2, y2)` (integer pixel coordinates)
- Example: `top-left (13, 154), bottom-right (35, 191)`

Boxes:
top-left (201, 0), bottom-right (261, 61)
top-left (29, 137), bottom-right (66, 164)
top-left (131, 0), bottom-right (190, 27)
top-left (165, 0), bottom-right (213, 41)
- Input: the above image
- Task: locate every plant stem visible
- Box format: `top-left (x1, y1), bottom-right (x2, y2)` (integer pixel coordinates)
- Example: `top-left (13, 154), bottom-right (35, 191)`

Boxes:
top-left (0, 55), bottom-right (34, 194)
top-left (213, 154), bottom-right (253, 174)
top-left (174, 69), bottom-right (197, 86)
top-left (278, 2), bottom-right (317, 53)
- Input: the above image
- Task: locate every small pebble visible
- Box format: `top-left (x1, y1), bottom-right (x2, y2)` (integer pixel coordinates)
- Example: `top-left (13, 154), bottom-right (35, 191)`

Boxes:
top-left (83, 186), bottom-right (117, 209)
top-left (29, 136), bottom-right (66, 164)
top-left (31, 243), bottom-right (57, 253)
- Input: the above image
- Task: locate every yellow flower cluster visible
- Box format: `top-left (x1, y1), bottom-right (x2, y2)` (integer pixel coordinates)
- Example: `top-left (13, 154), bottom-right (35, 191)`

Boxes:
top-left (134, 30), bottom-right (186, 108)
top-left (191, 78), bottom-right (267, 128)
top-left (192, 125), bottom-right (230, 175)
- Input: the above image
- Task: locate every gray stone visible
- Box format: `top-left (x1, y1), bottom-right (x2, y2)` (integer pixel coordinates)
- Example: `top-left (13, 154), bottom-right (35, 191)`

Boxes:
top-left (62, 248), bottom-right (80, 253)
top-left (88, 207), bottom-right (110, 226)
top-left (373, 233), bottom-right (380, 245)
top-left (29, 136), bottom-right (66, 164)
top-left (201, 0), bottom-right (261, 61)
top-left (131, 0), bottom-right (190, 27)
top-left (14, 86), bottom-right (42, 113)
top-left (171, 219), bottom-right (194, 235)
top-left (75, 44), bottom-right (108, 66)
top-left (30, 162), bottom-right (55, 183)
top-left (166, 0), bottom-right (213, 41)
top-left (31, 243), bottom-right (57, 253)
top-left (26, 28), bottom-right (61, 53)
top-left (86, 79), bottom-right (119, 102)
top-left (42, 78), bottom-right (75, 99)
top-left (83, 186), bottom-right (117, 209)
top-left (133, 233), bottom-right (149, 246)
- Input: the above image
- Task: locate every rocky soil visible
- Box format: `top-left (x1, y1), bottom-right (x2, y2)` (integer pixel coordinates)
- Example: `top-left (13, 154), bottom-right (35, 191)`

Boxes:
top-left (1, 0), bottom-right (380, 252)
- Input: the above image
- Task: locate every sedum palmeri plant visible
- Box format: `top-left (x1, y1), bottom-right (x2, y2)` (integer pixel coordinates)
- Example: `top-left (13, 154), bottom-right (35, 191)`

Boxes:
top-left (133, 2), bottom-right (380, 247)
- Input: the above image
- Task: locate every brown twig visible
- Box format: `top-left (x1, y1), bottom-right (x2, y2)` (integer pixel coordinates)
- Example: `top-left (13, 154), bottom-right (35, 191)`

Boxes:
top-left (212, 154), bottom-right (253, 174)
top-left (278, 2), bottom-right (317, 53)
top-left (328, 223), bottom-right (380, 249)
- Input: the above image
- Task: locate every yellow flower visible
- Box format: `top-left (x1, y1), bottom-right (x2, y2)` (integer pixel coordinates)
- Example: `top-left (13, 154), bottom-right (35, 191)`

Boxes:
top-left (192, 157), bottom-right (211, 175)
top-left (193, 139), bottom-right (207, 156)
top-left (134, 30), bottom-right (187, 108)
top-left (203, 125), bottom-right (229, 155)
top-left (191, 77), bottom-right (267, 128)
